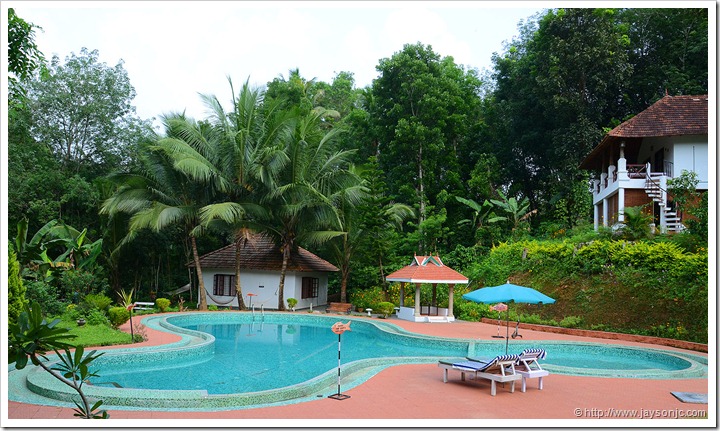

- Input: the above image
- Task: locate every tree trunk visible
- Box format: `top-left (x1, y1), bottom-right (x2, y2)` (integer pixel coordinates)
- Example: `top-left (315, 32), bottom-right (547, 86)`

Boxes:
top-left (379, 255), bottom-right (389, 301)
top-left (417, 142), bottom-right (426, 254)
top-left (277, 243), bottom-right (289, 311)
top-left (234, 239), bottom-right (246, 310)
top-left (35, 356), bottom-right (93, 418)
top-left (191, 236), bottom-right (207, 310)
top-left (340, 236), bottom-right (350, 303)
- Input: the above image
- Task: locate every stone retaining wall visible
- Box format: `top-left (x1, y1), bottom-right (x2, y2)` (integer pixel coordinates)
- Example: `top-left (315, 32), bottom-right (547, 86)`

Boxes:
top-left (480, 318), bottom-right (707, 353)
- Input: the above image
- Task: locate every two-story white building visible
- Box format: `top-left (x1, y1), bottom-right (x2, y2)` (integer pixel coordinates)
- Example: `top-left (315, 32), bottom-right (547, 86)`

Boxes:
top-left (579, 94), bottom-right (708, 233)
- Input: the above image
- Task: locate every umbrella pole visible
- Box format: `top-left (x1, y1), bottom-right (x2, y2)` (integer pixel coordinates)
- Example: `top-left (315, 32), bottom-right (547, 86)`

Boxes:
top-left (505, 306), bottom-right (510, 355)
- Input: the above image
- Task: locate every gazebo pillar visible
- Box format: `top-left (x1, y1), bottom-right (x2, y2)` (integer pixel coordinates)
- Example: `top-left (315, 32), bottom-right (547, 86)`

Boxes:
top-left (399, 282), bottom-right (405, 307)
top-left (447, 284), bottom-right (455, 319)
top-left (414, 283), bottom-right (421, 317)
top-left (432, 283), bottom-right (437, 309)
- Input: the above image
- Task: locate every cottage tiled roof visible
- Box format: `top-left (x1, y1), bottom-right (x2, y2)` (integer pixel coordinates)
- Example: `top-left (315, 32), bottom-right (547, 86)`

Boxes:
top-left (607, 95), bottom-right (708, 138)
top-left (580, 94), bottom-right (708, 170)
top-left (386, 255), bottom-right (469, 284)
top-left (194, 234), bottom-right (338, 272)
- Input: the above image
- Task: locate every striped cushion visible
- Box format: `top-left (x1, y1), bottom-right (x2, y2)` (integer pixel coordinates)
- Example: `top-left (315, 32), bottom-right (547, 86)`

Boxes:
top-left (454, 354), bottom-right (519, 372)
top-left (519, 348), bottom-right (547, 360)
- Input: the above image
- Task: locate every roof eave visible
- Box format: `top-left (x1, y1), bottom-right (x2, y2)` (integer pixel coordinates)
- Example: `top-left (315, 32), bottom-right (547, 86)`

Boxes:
top-left (385, 278), bottom-right (469, 284)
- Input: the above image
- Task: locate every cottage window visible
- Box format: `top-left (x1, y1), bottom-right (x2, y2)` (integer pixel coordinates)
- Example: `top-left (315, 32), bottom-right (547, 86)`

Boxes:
top-left (301, 277), bottom-right (319, 299)
top-left (213, 274), bottom-right (236, 296)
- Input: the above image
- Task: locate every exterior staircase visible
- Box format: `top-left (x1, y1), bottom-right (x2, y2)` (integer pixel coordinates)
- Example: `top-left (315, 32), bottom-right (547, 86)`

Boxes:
top-left (644, 174), bottom-right (684, 233)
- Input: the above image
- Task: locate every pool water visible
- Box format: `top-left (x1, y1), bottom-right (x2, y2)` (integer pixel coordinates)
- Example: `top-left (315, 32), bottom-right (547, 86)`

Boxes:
top-left (86, 313), bottom-right (698, 395)
top-left (91, 319), bottom-right (469, 394)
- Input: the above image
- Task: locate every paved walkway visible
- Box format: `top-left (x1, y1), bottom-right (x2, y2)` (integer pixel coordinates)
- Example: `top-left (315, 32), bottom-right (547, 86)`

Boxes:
top-left (6, 312), bottom-right (713, 426)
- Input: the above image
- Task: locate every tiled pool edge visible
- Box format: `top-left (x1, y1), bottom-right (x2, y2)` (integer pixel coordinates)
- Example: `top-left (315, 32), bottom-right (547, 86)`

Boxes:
top-left (8, 313), bottom-right (709, 412)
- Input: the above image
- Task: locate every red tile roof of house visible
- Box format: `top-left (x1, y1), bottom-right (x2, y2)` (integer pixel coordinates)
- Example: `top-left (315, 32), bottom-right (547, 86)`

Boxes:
top-left (580, 94), bottom-right (708, 170)
top-left (194, 234), bottom-right (338, 273)
top-left (386, 255), bottom-right (469, 284)
top-left (608, 95), bottom-right (708, 138)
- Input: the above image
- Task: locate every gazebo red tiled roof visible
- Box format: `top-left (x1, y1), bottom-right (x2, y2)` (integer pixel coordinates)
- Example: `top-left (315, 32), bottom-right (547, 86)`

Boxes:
top-left (386, 255), bottom-right (469, 284)
top-left (194, 234), bottom-right (338, 273)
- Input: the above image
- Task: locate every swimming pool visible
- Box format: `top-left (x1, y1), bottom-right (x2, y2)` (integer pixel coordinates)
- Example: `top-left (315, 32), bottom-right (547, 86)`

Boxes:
top-left (9, 312), bottom-right (708, 411)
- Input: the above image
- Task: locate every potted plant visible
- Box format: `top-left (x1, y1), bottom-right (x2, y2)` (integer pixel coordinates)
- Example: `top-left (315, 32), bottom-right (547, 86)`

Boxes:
top-left (287, 298), bottom-right (298, 312)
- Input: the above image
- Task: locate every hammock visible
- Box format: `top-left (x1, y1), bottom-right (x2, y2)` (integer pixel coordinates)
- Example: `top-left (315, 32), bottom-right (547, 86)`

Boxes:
top-left (164, 284), bottom-right (190, 296)
top-left (204, 289), bottom-right (237, 306)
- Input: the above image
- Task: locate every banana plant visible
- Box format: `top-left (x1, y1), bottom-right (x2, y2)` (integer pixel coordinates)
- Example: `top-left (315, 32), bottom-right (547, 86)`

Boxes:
top-left (13, 218), bottom-right (103, 279)
top-left (488, 190), bottom-right (538, 232)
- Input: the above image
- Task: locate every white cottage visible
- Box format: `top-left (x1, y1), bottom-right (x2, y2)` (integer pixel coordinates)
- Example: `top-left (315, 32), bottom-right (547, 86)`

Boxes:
top-left (579, 94), bottom-right (708, 233)
top-left (194, 235), bottom-right (338, 310)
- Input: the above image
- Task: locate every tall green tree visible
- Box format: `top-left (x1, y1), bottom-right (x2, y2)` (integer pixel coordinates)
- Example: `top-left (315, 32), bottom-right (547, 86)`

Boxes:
top-left (7, 8), bottom-right (57, 236)
top-left (7, 8), bottom-right (45, 106)
top-left (353, 157), bottom-right (414, 293)
top-left (491, 8), bottom-right (631, 225)
top-left (370, 43), bottom-right (482, 253)
top-left (324, 166), bottom-right (367, 304)
top-left (621, 8), bottom-right (709, 114)
top-left (27, 47), bottom-right (149, 176)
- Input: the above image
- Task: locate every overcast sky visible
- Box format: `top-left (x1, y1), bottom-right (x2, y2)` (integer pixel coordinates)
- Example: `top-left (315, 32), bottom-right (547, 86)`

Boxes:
top-left (11, 1), bottom-right (545, 124)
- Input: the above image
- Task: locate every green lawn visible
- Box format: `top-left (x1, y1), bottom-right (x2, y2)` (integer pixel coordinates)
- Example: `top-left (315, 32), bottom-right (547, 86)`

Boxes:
top-left (55, 320), bottom-right (134, 348)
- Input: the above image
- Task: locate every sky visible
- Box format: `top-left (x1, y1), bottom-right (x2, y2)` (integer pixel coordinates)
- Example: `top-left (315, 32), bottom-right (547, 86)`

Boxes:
top-left (10, 1), bottom-right (544, 124)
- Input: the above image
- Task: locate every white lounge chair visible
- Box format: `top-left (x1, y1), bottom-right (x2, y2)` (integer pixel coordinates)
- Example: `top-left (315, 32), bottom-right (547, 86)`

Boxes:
top-left (438, 354), bottom-right (521, 396)
top-left (514, 348), bottom-right (549, 392)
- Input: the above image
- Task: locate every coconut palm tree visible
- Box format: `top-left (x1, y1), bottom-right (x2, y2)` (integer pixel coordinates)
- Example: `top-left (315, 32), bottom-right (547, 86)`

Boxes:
top-left (101, 114), bottom-right (226, 310)
top-left (195, 78), bottom-right (293, 309)
top-left (258, 109), bottom-right (362, 310)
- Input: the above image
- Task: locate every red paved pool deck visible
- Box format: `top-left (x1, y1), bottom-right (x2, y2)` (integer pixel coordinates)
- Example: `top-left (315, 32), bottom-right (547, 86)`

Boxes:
top-left (6, 312), bottom-right (713, 425)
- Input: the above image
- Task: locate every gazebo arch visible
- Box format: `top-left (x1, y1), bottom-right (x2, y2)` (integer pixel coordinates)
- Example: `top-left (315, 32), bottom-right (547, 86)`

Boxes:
top-left (386, 255), bottom-right (469, 322)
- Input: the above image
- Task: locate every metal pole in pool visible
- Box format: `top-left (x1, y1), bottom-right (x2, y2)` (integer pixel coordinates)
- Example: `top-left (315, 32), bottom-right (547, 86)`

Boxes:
top-left (127, 303), bottom-right (135, 343)
top-left (328, 321), bottom-right (351, 400)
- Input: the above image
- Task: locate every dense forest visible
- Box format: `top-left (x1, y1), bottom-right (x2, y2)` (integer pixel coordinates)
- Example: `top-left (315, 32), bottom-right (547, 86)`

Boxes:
top-left (7, 8), bottom-right (709, 341)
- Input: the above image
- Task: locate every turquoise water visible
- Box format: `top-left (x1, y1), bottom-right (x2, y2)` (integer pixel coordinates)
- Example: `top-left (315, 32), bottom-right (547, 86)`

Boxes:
top-left (90, 317), bottom-right (469, 394)
top-left (86, 313), bottom-right (695, 395)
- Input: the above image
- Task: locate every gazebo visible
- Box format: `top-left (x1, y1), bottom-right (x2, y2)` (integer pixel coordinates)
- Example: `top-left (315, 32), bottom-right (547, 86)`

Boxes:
top-left (386, 255), bottom-right (469, 322)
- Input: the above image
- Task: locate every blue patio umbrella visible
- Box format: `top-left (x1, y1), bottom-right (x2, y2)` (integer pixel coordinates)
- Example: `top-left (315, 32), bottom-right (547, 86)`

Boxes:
top-left (462, 282), bottom-right (555, 354)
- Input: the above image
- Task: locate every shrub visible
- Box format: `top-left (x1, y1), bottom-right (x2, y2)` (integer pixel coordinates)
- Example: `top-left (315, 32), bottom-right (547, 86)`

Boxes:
top-left (8, 248), bottom-right (27, 327)
top-left (64, 303), bottom-right (82, 321)
top-left (108, 306), bottom-right (130, 328)
top-left (559, 315), bottom-right (584, 328)
top-left (155, 298), bottom-right (171, 312)
top-left (58, 270), bottom-right (109, 300)
top-left (375, 302), bottom-right (395, 318)
top-left (455, 301), bottom-right (494, 322)
top-left (83, 293), bottom-right (113, 312)
top-left (85, 309), bottom-right (109, 326)
top-left (25, 280), bottom-right (65, 316)
top-left (349, 286), bottom-right (386, 310)
top-left (208, 305), bottom-right (218, 311)
top-left (286, 298), bottom-right (298, 310)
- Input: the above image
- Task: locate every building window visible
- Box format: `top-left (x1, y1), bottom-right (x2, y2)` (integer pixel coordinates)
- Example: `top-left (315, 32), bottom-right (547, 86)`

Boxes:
top-left (213, 274), bottom-right (236, 296)
top-left (301, 277), bottom-right (319, 299)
